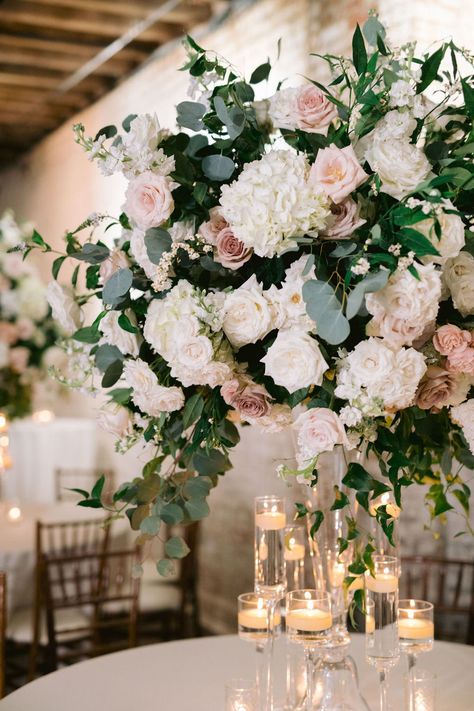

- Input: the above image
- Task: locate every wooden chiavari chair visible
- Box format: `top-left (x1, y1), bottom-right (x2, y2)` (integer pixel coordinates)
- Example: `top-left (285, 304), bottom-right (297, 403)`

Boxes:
top-left (0, 572), bottom-right (6, 699)
top-left (55, 467), bottom-right (115, 503)
top-left (41, 548), bottom-right (140, 671)
top-left (26, 517), bottom-right (110, 679)
top-left (401, 555), bottom-right (474, 644)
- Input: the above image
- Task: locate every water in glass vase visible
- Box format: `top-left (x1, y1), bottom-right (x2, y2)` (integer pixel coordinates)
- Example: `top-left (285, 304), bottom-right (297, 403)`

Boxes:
top-left (365, 581), bottom-right (399, 670)
top-left (255, 497), bottom-right (286, 597)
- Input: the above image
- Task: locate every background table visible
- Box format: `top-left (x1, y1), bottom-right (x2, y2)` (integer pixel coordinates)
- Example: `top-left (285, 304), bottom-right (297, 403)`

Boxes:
top-left (3, 417), bottom-right (98, 504)
top-left (2, 634), bottom-right (473, 710)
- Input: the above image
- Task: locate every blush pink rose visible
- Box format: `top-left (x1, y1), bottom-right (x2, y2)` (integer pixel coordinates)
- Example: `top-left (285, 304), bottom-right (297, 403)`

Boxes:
top-left (295, 408), bottom-right (349, 463)
top-left (220, 378), bottom-right (240, 405)
top-left (0, 321), bottom-right (18, 345)
top-left (295, 85), bottom-right (338, 135)
top-left (415, 365), bottom-right (458, 410)
top-left (99, 249), bottom-right (130, 284)
top-left (433, 324), bottom-right (471, 356)
top-left (446, 347), bottom-right (474, 374)
top-left (309, 144), bottom-right (368, 204)
top-left (320, 198), bottom-right (366, 240)
top-left (124, 171), bottom-right (174, 230)
top-left (215, 227), bottom-right (252, 270)
top-left (199, 207), bottom-right (228, 245)
top-left (9, 346), bottom-right (29, 373)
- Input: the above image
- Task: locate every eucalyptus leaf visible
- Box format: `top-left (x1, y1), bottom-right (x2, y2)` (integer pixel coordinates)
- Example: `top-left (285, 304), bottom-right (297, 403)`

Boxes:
top-left (302, 279), bottom-right (350, 345)
top-left (101, 359), bottom-right (124, 388)
top-left (184, 476), bottom-right (212, 499)
top-left (363, 16), bottom-right (386, 46)
top-left (139, 515), bottom-right (161, 536)
top-left (193, 448), bottom-right (229, 476)
top-left (201, 154), bottom-right (235, 181)
top-left (157, 559), bottom-right (176, 577)
top-left (185, 498), bottom-right (210, 521)
top-left (95, 344), bottom-right (124, 372)
top-left (159, 503), bottom-right (184, 525)
top-left (346, 270), bottom-right (389, 320)
top-left (102, 268), bottom-right (133, 304)
top-left (176, 101), bottom-right (206, 131)
top-left (145, 228), bottom-right (172, 265)
top-left (71, 243), bottom-right (110, 264)
top-left (165, 536), bottom-right (190, 559)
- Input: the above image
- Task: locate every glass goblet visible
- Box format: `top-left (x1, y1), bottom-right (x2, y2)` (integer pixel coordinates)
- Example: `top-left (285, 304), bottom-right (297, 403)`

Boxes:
top-left (398, 599), bottom-right (434, 711)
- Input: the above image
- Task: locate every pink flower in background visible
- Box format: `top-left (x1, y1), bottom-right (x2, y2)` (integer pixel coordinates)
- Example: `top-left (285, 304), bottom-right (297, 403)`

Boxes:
top-left (294, 85), bottom-right (337, 135)
top-left (9, 346), bottom-right (29, 373)
top-left (99, 249), bottom-right (130, 284)
top-left (199, 207), bottom-right (227, 245)
top-left (320, 197), bottom-right (365, 240)
top-left (415, 365), bottom-right (460, 410)
top-left (16, 317), bottom-right (35, 341)
top-left (215, 227), bottom-right (252, 270)
top-left (0, 321), bottom-right (18, 345)
top-left (446, 347), bottom-right (474, 374)
top-left (309, 144), bottom-right (368, 204)
top-left (124, 171), bottom-right (174, 230)
top-left (433, 324), bottom-right (471, 356)
top-left (220, 378), bottom-right (240, 405)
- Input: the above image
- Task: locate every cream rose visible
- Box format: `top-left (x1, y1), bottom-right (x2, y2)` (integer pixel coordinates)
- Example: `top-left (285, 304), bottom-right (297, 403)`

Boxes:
top-left (442, 251), bottom-right (474, 317)
top-left (222, 276), bottom-right (273, 348)
top-left (134, 384), bottom-right (184, 416)
top-left (295, 408), bottom-right (348, 464)
top-left (99, 310), bottom-right (139, 357)
top-left (365, 137), bottom-right (431, 200)
top-left (262, 330), bottom-right (328, 393)
top-left (97, 405), bottom-right (133, 438)
top-left (417, 204), bottom-right (465, 265)
top-left (46, 281), bottom-right (83, 336)
top-left (124, 171), bottom-right (174, 230)
top-left (122, 358), bottom-right (157, 393)
top-left (173, 334), bottom-right (213, 369)
top-left (344, 338), bottom-right (394, 387)
top-left (309, 144), bottom-right (368, 204)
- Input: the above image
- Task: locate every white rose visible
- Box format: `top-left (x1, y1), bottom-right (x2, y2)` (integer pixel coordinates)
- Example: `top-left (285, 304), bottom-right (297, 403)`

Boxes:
top-left (97, 405), bottom-right (133, 438)
top-left (134, 384), bottom-right (184, 416)
top-left (46, 281), bottom-right (83, 335)
top-left (171, 360), bottom-right (231, 388)
top-left (130, 229), bottom-right (156, 280)
top-left (222, 275), bottom-right (273, 348)
top-left (442, 251), bottom-right (474, 317)
top-left (366, 264), bottom-right (441, 347)
top-left (173, 334), bottom-right (213, 369)
top-left (262, 330), bottom-right (328, 393)
top-left (365, 137), bottom-right (431, 200)
top-left (144, 297), bottom-right (199, 362)
top-left (343, 338), bottom-right (394, 387)
top-left (417, 202), bottom-right (465, 265)
top-left (99, 311), bottom-right (139, 357)
top-left (122, 358), bottom-right (157, 393)
top-left (123, 171), bottom-right (174, 230)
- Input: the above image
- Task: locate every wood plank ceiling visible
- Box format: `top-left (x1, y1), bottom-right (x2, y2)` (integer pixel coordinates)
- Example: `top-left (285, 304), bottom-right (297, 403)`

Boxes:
top-left (0, 0), bottom-right (230, 168)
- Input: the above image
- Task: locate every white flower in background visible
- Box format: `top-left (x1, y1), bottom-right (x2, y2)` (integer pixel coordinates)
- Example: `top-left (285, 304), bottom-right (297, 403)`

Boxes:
top-left (374, 110), bottom-right (417, 140)
top-left (124, 171), bottom-right (175, 231)
top-left (46, 281), bottom-right (83, 335)
top-left (339, 405), bottom-right (363, 427)
top-left (389, 79), bottom-right (415, 108)
top-left (17, 277), bottom-right (49, 321)
top-left (1, 252), bottom-right (32, 280)
top-left (0, 210), bottom-right (25, 247)
top-left (366, 264), bottom-right (441, 347)
top-left (442, 251), bottom-right (474, 317)
top-left (123, 357), bottom-right (184, 415)
top-left (451, 399), bottom-right (474, 454)
top-left (98, 405), bottom-right (133, 438)
top-left (99, 310), bottom-right (139, 357)
top-left (416, 201), bottom-right (465, 265)
top-left (262, 330), bottom-right (328, 393)
top-left (268, 85), bottom-right (337, 135)
top-left (130, 229), bottom-right (156, 280)
top-left (122, 358), bottom-right (157, 392)
top-left (219, 150), bottom-right (330, 258)
top-left (294, 408), bottom-right (348, 466)
top-left (365, 133), bottom-right (431, 200)
top-left (222, 276), bottom-right (273, 348)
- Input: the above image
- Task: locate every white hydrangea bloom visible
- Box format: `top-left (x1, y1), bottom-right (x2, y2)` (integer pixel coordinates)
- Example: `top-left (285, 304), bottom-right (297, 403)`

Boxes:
top-left (219, 150), bottom-right (330, 257)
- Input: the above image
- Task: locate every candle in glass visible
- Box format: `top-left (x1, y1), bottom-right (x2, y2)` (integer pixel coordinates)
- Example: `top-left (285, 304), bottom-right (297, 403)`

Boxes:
top-left (365, 555), bottom-right (399, 711)
top-left (284, 526), bottom-right (306, 592)
top-left (287, 590), bottom-right (332, 711)
top-left (399, 600), bottom-right (434, 711)
top-left (255, 496), bottom-right (286, 598)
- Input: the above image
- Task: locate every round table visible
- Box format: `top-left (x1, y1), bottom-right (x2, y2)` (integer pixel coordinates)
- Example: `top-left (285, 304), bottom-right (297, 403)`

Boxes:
top-left (2, 634), bottom-right (473, 709)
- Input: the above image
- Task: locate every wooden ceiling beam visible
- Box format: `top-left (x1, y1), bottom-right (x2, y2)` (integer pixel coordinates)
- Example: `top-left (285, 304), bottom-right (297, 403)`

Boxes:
top-left (0, 97), bottom-right (69, 119)
top-left (0, 69), bottom-right (109, 94)
top-left (0, 33), bottom-right (148, 63)
top-left (23, 0), bottom-right (213, 24)
top-left (0, 86), bottom-right (89, 109)
top-left (0, 111), bottom-right (58, 128)
top-left (0, 48), bottom-right (135, 77)
top-left (0, 9), bottom-right (181, 44)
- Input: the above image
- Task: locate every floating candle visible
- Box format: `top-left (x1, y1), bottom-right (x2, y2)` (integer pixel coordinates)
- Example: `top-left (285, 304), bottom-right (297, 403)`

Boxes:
top-left (365, 571), bottom-right (398, 594)
top-left (238, 607), bottom-right (281, 630)
top-left (398, 618), bottom-right (434, 640)
top-left (284, 541), bottom-right (305, 561)
top-left (286, 607), bottom-right (332, 632)
top-left (255, 511), bottom-right (286, 530)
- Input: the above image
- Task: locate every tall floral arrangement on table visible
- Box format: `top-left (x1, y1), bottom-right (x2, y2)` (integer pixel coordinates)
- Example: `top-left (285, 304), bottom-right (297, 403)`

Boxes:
top-left (0, 210), bottom-right (59, 419)
top-left (28, 15), bottom-right (474, 579)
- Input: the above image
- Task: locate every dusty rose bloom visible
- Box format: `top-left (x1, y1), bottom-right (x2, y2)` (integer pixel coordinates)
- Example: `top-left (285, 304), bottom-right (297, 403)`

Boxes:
top-left (320, 198), bottom-right (366, 240)
top-left (199, 207), bottom-right (228, 245)
top-left (446, 347), bottom-right (474, 374)
top-left (9, 346), bottom-right (29, 373)
top-left (0, 321), bottom-right (18, 345)
top-left (215, 227), bottom-right (252, 270)
top-left (295, 85), bottom-right (337, 135)
top-left (433, 324), bottom-right (471, 356)
top-left (233, 383), bottom-right (271, 419)
top-left (309, 144), bottom-right (368, 204)
top-left (415, 366), bottom-right (459, 410)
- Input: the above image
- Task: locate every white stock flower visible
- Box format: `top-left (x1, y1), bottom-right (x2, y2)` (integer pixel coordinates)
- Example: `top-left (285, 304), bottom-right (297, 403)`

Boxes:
top-left (366, 264), bottom-right (441, 347)
top-left (46, 281), bottom-right (83, 336)
top-left (99, 311), bottom-right (139, 357)
top-left (262, 330), bottom-right (328, 393)
top-left (389, 80), bottom-right (416, 108)
top-left (269, 255), bottom-right (316, 331)
top-left (144, 280), bottom-right (201, 361)
top-left (365, 134), bottom-right (431, 200)
top-left (222, 276), bottom-right (273, 348)
top-left (417, 202), bottom-right (465, 265)
top-left (219, 150), bottom-right (330, 258)
top-left (374, 110), bottom-right (417, 140)
top-left (442, 251), bottom-right (474, 317)
top-left (121, 114), bottom-right (174, 178)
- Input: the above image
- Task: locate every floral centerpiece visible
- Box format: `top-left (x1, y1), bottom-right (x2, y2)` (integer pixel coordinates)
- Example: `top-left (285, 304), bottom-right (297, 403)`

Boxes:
top-left (28, 16), bottom-right (474, 579)
top-left (0, 210), bottom-right (59, 419)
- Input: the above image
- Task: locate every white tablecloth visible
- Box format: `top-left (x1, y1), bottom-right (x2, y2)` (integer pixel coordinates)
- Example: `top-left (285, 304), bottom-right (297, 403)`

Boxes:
top-left (1, 634), bottom-right (473, 710)
top-left (2, 417), bottom-right (98, 503)
top-left (0, 502), bottom-right (108, 620)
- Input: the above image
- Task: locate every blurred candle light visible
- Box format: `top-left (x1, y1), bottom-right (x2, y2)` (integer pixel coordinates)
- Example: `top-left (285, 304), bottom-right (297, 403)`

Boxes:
top-left (32, 409), bottom-right (55, 424)
top-left (7, 505), bottom-right (22, 523)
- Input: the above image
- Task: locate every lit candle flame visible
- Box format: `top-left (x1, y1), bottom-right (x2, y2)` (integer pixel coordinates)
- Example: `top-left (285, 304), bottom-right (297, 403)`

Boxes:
top-left (7, 506), bottom-right (22, 522)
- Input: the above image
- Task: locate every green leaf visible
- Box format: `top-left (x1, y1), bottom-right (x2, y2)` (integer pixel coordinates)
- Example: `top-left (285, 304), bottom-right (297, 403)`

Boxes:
top-left (140, 515), bottom-right (161, 536)
top-left (417, 45), bottom-right (446, 94)
top-left (346, 270), bottom-right (389, 320)
top-left (182, 393), bottom-right (205, 429)
top-left (184, 498), bottom-right (210, 521)
top-left (31, 229), bottom-right (49, 250)
top-left (109, 387), bottom-right (132, 405)
top-left (95, 344), bottom-right (124, 372)
top-left (193, 182), bottom-right (208, 204)
top-left (101, 359), bottom-right (124, 388)
top-left (201, 154), bottom-right (235, 181)
top-left (52, 256), bottom-right (67, 280)
top-left (122, 114), bottom-right (138, 132)
top-left (78, 499), bottom-right (102, 509)
top-left (91, 475), bottom-right (105, 500)
top-left (363, 16), bottom-right (386, 46)
top-left (71, 243), bottom-right (110, 264)
top-left (303, 279), bottom-right (350, 345)
top-left (399, 228), bottom-right (440, 257)
top-left (118, 313), bottom-right (138, 333)
top-left (184, 476), bottom-right (212, 499)
top-left (329, 242), bottom-right (357, 258)
top-left (213, 96), bottom-right (245, 139)
top-left (330, 487), bottom-right (350, 511)
top-left (94, 124), bottom-right (117, 141)
top-left (186, 34), bottom-right (205, 53)
top-left (193, 448), bottom-right (229, 476)
top-left (144, 227), bottom-right (172, 265)
top-left (461, 80), bottom-right (474, 118)
top-left (159, 503), bottom-right (184, 525)
top-left (73, 326), bottom-right (100, 344)
top-left (67, 487), bottom-right (90, 499)
top-left (136, 473), bottom-right (161, 504)
top-left (216, 419), bottom-right (240, 446)
top-left (249, 61), bottom-right (271, 84)
top-left (102, 268), bottom-right (133, 304)
top-left (452, 488), bottom-right (470, 514)
top-left (352, 24), bottom-right (367, 75)
top-left (310, 511), bottom-right (324, 539)
top-left (176, 101), bottom-right (206, 131)
top-left (165, 536), bottom-right (190, 559)
top-left (157, 559), bottom-right (176, 577)
top-left (343, 463), bottom-right (373, 492)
